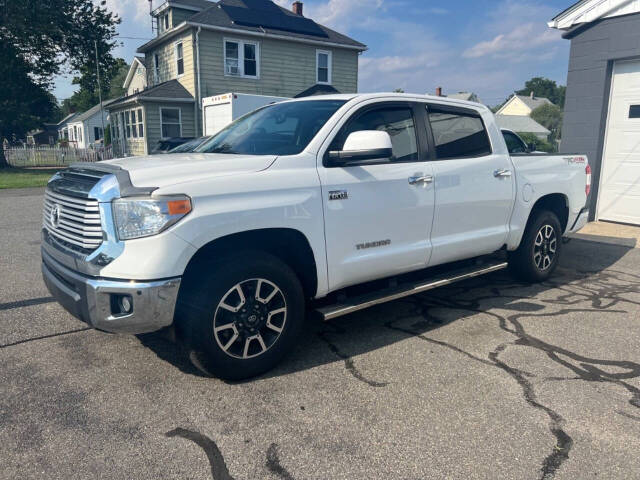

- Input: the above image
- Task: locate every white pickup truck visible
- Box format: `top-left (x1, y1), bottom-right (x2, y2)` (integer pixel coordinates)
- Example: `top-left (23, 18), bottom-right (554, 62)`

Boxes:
top-left (41, 93), bottom-right (591, 379)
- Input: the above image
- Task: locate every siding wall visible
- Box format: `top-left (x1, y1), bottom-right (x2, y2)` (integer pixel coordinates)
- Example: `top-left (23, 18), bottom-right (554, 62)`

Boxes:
top-left (171, 8), bottom-right (195, 26)
top-left (144, 101), bottom-right (196, 150)
top-left (197, 30), bottom-right (359, 98)
top-left (499, 98), bottom-right (532, 116)
top-left (561, 13), bottom-right (640, 219)
top-left (145, 30), bottom-right (196, 96)
top-left (127, 64), bottom-right (147, 96)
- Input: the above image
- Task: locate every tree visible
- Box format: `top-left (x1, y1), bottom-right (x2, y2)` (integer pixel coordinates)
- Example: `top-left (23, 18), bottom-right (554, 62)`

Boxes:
top-left (60, 58), bottom-right (129, 117)
top-left (0, 0), bottom-right (120, 166)
top-left (517, 132), bottom-right (556, 153)
top-left (516, 77), bottom-right (566, 108)
top-left (393, 88), bottom-right (405, 93)
top-left (531, 103), bottom-right (563, 143)
top-left (108, 60), bottom-right (130, 99)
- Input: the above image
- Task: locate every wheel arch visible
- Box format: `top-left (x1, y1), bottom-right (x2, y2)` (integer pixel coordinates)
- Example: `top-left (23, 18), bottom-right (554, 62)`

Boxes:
top-left (181, 228), bottom-right (319, 299)
top-left (530, 193), bottom-right (570, 233)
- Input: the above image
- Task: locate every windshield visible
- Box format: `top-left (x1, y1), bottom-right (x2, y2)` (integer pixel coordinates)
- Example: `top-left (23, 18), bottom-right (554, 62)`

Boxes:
top-left (169, 136), bottom-right (211, 153)
top-left (196, 100), bottom-right (347, 156)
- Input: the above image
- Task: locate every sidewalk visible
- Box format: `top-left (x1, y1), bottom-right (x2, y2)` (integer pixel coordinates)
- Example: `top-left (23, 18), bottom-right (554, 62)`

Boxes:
top-left (570, 221), bottom-right (640, 248)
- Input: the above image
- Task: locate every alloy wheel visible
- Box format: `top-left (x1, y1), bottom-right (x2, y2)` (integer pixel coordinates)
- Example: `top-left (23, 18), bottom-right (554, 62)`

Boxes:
top-left (213, 278), bottom-right (287, 359)
top-left (533, 224), bottom-right (557, 271)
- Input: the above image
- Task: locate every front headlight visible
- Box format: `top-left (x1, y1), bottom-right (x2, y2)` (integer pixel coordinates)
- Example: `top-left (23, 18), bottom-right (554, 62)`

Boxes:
top-left (113, 195), bottom-right (192, 240)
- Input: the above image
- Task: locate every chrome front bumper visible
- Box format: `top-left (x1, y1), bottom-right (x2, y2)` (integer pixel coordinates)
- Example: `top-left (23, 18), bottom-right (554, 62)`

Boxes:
top-left (42, 249), bottom-right (181, 334)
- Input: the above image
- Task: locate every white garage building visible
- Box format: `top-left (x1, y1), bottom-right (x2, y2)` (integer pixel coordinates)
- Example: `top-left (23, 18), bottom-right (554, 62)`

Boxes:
top-left (550, 0), bottom-right (640, 225)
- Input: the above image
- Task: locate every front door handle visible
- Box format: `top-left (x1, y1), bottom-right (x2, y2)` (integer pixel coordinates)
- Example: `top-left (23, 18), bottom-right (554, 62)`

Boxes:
top-left (408, 175), bottom-right (434, 185)
top-left (494, 169), bottom-right (512, 178)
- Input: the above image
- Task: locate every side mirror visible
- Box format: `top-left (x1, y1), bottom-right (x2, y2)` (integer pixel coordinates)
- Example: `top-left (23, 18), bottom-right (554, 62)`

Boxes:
top-left (328, 130), bottom-right (393, 164)
top-left (528, 143), bottom-right (537, 152)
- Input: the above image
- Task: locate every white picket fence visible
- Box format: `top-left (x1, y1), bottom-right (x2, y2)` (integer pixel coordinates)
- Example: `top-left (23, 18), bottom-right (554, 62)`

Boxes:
top-left (3, 145), bottom-right (116, 168)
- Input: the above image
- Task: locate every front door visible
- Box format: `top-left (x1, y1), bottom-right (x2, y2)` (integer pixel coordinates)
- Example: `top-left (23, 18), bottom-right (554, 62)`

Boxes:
top-left (425, 103), bottom-right (515, 266)
top-left (318, 102), bottom-right (436, 291)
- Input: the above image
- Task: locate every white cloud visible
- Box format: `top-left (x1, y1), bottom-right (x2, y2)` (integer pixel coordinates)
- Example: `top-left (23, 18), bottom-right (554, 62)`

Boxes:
top-left (101, 0), bottom-right (151, 21)
top-left (304, 0), bottom-right (384, 32)
top-left (463, 23), bottom-right (561, 59)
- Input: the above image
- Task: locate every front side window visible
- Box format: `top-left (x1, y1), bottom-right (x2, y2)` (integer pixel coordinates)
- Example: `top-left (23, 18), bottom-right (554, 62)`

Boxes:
top-left (224, 39), bottom-right (259, 78)
top-left (329, 106), bottom-right (419, 163)
top-left (428, 107), bottom-right (491, 159)
top-left (196, 100), bottom-right (346, 156)
top-left (176, 42), bottom-right (184, 76)
top-left (161, 107), bottom-right (181, 138)
top-left (316, 50), bottom-right (331, 84)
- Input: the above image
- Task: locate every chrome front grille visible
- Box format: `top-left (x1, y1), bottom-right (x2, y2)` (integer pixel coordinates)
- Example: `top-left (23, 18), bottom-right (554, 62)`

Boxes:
top-left (43, 189), bottom-right (103, 252)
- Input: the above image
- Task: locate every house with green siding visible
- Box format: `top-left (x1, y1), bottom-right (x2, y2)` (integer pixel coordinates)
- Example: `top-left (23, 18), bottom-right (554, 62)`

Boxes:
top-left (107, 0), bottom-right (366, 156)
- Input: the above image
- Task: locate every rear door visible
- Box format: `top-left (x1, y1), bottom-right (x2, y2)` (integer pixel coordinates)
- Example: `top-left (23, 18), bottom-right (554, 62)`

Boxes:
top-left (318, 101), bottom-right (436, 291)
top-left (424, 103), bottom-right (515, 266)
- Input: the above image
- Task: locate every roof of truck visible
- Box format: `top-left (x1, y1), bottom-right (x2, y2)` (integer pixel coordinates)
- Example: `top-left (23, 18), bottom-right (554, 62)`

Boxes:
top-left (280, 93), bottom-right (490, 110)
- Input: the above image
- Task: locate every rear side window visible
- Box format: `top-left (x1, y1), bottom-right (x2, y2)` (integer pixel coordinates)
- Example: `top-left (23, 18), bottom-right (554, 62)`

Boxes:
top-left (502, 131), bottom-right (527, 154)
top-left (428, 107), bottom-right (492, 159)
top-left (330, 106), bottom-right (419, 162)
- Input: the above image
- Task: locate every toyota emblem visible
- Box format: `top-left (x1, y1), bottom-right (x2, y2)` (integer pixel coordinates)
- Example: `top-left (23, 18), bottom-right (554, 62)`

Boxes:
top-left (50, 204), bottom-right (61, 228)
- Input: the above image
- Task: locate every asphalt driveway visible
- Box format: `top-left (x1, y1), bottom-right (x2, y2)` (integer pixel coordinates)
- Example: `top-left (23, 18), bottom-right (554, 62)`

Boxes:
top-left (1, 187), bottom-right (639, 480)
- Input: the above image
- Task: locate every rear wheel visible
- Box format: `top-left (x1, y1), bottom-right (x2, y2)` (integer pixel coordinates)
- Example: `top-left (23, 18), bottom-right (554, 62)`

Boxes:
top-left (178, 251), bottom-right (305, 380)
top-left (508, 210), bottom-right (562, 282)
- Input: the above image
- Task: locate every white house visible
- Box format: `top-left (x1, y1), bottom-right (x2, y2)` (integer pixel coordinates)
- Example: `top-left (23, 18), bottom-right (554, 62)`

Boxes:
top-left (122, 56), bottom-right (147, 96)
top-left (67, 99), bottom-right (116, 148)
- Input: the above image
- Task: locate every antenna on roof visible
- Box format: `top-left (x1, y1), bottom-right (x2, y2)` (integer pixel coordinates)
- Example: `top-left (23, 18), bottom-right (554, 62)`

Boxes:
top-left (149, 0), bottom-right (156, 34)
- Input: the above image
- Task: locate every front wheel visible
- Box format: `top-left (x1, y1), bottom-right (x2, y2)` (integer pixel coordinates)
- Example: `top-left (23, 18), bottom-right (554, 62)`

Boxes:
top-left (508, 210), bottom-right (562, 282)
top-left (177, 252), bottom-right (305, 380)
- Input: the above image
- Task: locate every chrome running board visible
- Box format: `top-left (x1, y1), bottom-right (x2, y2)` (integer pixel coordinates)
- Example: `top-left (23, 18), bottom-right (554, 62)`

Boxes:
top-left (316, 261), bottom-right (508, 321)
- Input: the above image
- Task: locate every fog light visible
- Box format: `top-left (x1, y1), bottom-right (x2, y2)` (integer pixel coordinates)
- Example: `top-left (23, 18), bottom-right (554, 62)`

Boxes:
top-left (111, 294), bottom-right (133, 316)
top-left (120, 295), bottom-right (132, 313)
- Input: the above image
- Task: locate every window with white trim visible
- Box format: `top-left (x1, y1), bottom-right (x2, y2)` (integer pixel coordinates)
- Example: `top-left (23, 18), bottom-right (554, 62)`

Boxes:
top-left (224, 39), bottom-right (259, 78)
top-left (160, 107), bottom-right (181, 138)
top-left (175, 42), bottom-right (184, 76)
top-left (125, 111), bottom-right (131, 138)
top-left (154, 54), bottom-right (160, 83)
top-left (163, 14), bottom-right (169, 31)
top-left (316, 50), bottom-right (332, 84)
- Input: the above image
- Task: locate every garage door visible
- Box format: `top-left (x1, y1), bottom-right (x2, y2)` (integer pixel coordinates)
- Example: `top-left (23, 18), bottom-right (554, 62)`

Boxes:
top-left (204, 104), bottom-right (232, 136)
top-left (598, 59), bottom-right (640, 225)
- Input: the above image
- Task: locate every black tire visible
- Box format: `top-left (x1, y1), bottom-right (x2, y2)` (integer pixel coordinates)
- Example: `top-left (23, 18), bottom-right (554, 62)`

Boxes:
top-left (177, 251), bottom-right (305, 380)
top-left (508, 209), bottom-right (562, 283)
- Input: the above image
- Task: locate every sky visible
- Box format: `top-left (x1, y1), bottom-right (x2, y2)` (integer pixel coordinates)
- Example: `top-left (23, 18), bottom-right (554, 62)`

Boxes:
top-left (53, 0), bottom-right (573, 107)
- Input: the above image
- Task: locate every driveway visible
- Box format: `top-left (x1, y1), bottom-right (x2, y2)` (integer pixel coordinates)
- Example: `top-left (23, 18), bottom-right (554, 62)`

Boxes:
top-left (1, 188), bottom-right (639, 480)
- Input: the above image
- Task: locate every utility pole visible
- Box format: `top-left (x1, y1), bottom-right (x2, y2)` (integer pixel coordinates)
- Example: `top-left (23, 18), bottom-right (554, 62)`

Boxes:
top-left (95, 40), bottom-right (106, 148)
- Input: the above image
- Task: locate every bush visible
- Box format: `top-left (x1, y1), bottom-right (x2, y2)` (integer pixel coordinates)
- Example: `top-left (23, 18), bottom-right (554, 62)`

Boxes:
top-left (517, 132), bottom-right (557, 153)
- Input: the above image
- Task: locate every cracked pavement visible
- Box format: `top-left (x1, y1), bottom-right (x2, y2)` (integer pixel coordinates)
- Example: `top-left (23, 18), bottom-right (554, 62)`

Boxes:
top-left (1, 188), bottom-right (639, 480)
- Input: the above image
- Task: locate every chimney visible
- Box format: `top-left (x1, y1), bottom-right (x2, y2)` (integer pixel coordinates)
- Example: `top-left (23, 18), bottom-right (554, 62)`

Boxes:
top-left (436, 87), bottom-right (442, 97)
top-left (292, 1), bottom-right (303, 16)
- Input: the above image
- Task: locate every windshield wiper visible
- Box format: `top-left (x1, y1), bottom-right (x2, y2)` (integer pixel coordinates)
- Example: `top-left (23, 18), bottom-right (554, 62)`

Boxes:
top-left (208, 143), bottom-right (236, 154)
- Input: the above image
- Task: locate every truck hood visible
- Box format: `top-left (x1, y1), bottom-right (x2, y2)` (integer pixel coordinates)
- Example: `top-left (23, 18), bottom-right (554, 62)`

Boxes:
top-left (103, 153), bottom-right (277, 189)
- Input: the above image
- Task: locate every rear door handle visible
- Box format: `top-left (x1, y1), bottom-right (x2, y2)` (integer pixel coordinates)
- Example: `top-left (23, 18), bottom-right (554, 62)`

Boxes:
top-left (408, 175), bottom-right (434, 185)
top-left (494, 169), bottom-right (512, 178)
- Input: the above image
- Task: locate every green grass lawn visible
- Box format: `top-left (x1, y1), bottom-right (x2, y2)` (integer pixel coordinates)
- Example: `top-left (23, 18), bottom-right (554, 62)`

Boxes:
top-left (0, 168), bottom-right (62, 189)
